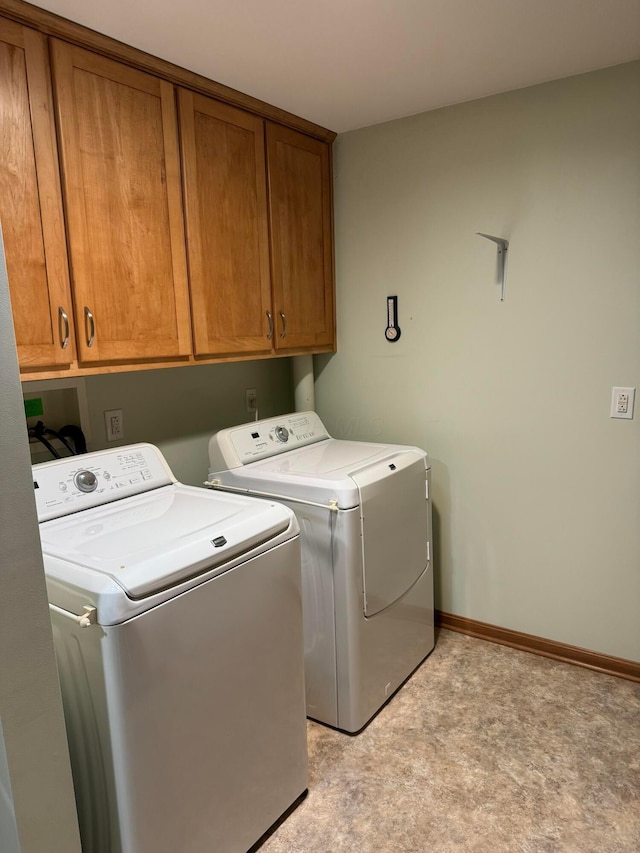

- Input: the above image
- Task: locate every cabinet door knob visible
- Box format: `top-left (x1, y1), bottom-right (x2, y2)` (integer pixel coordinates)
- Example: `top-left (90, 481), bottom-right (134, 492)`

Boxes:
top-left (266, 311), bottom-right (274, 341)
top-left (84, 306), bottom-right (95, 347)
top-left (58, 306), bottom-right (70, 350)
top-left (279, 311), bottom-right (287, 339)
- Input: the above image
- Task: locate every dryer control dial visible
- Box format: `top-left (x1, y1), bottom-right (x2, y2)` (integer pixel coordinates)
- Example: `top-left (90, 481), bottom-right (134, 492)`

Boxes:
top-left (275, 426), bottom-right (289, 443)
top-left (74, 470), bottom-right (98, 493)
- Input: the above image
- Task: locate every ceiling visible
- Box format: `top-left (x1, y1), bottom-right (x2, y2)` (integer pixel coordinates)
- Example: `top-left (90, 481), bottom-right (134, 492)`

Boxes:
top-left (33, 0), bottom-right (640, 133)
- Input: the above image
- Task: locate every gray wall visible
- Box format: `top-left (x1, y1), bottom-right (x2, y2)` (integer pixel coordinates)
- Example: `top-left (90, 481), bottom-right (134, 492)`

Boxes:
top-left (0, 232), bottom-right (81, 851)
top-left (0, 721), bottom-right (20, 853)
top-left (316, 61), bottom-right (640, 662)
top-left (82, 358), bottom-right (294, 485)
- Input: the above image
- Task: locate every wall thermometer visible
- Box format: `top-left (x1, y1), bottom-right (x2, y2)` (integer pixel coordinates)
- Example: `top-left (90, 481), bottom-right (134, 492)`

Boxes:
top-left (385, 295), bottom-right (401, 342)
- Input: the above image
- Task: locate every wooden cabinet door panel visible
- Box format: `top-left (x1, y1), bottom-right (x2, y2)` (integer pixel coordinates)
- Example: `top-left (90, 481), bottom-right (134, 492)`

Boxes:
top-left (0, 21), bottom-right (74, 369)
top-left (50, 41), bottom-right (191, 363)
top-left (266, 124), bottom-right (334, 351)
top-left (179, 91), bottom-right (271, 356)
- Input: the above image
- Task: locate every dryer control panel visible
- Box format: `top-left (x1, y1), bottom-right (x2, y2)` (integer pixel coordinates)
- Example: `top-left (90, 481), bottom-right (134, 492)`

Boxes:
top-left (33, 443), bottom-right (174, 522)
top-left (209, 412), bottom-right (330, 469)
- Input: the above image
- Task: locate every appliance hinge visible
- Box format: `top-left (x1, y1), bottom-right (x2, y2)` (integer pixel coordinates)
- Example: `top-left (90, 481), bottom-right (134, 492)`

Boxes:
top-left (78, 605), bottom-right (98, 627)
top-left (425, 479), bottom-right (429, 500)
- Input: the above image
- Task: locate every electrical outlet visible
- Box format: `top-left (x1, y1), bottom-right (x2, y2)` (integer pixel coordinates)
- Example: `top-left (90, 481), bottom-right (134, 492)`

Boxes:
top-left (104, 409), bottom-right (124, 441)
top-left (245, 388), bottom-right (257, 413)
top-left (610, 387), bottom-right (635, 420)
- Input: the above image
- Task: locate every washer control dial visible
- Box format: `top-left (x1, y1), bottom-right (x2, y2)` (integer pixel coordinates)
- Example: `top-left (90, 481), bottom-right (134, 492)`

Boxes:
top-left (74, 470), bottom-right (98, 493)
top-left (275, 425), bottom-right (289, 443)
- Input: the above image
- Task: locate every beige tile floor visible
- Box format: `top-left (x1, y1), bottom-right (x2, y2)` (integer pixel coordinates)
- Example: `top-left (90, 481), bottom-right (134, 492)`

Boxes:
top-left (259, 629), bottom-right (640, 852)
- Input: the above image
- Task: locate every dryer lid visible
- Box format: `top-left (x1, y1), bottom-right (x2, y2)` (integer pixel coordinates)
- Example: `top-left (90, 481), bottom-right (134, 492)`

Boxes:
top-left (211, 438), bottom-right (427, 509)
top-left (249, 439), bottom-right (388, 475)
top-left (351, 455), bottom-right (429, 616)
top-left (39, 484), bottom-right (292, 598)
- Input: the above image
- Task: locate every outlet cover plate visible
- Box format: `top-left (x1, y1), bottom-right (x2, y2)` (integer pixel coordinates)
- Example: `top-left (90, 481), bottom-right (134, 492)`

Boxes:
top-left (610, 387), bottom-right (635, 419)
top-left (104, 409), bottom-right (124, 441)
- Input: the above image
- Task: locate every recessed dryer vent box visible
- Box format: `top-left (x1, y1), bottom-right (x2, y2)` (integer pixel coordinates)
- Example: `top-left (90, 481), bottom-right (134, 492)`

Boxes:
top-left (22, 378), bottom-right (91, 464)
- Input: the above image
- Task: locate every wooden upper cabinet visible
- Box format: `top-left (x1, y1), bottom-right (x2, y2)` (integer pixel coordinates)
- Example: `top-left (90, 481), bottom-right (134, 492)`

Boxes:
top-left (266, 124), bottom-right (334, 352)
top-left (0, 21), bottom-right (75, 369)
top-left (178, 90), bottom-right (272, 356)
top-left (50, 40), bottom-right (191, 364)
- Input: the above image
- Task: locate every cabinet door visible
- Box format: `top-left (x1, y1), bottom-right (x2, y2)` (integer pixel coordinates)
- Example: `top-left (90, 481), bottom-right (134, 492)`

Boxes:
top-left (266, 124), bottom-right (334, 351)
top-left (178, 91), bottom-right (272, 356)
top-left (0, 21), bottom-right (74, 369)
top-left (50, 41), bottom-right (191, 364)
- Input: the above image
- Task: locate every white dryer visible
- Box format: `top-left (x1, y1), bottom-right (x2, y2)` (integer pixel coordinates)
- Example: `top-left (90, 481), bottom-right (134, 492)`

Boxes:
top-left (34, 443), bottom-right (307, 853)
top-left (208, 412), bottom-right (435, 733)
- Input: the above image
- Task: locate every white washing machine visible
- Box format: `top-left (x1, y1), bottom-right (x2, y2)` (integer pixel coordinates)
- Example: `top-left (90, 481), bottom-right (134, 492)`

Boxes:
top-left (34, 443), bottom-right (307, 853)
top-left (207, 412), bottom-right (435, 733)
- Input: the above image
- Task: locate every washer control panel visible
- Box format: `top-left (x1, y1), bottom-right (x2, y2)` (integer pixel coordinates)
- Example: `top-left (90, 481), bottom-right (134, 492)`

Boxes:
top-left (209, 411), bottom-right (330, 469)
top-left (33, 443), bottom-right (174, 522)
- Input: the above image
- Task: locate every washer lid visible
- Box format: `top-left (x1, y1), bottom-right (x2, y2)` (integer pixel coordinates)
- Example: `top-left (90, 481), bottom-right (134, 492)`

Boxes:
top-left (39, 484), bottom-right (291, 598)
